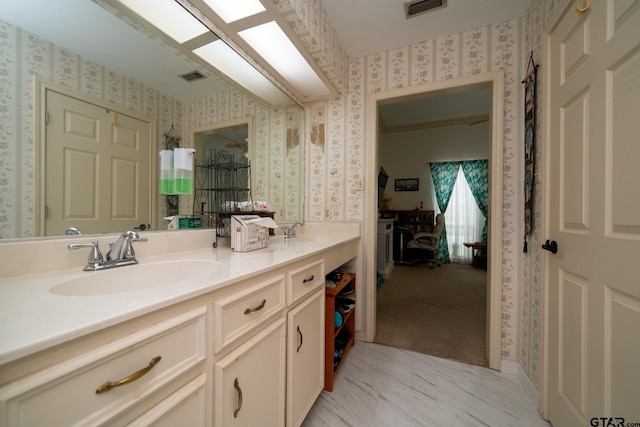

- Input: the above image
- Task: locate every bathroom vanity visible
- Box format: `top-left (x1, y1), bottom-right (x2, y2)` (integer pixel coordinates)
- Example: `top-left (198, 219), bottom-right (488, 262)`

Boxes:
top-left (0, 224), bottom-right (360, 426)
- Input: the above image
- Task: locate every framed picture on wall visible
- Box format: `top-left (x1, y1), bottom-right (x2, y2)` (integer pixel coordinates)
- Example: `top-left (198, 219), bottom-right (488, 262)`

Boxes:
top-left (395, 178), bottom-right (419, 191)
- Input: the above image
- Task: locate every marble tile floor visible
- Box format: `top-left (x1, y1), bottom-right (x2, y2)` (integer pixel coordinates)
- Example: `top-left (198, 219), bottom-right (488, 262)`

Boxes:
top-left (303, 342), bottom-right (551, 427)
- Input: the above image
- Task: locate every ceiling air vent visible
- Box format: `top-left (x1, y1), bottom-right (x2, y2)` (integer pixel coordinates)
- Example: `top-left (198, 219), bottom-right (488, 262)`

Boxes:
top-left (404, 0), bottom-right (446, 19)
top-left (179, 70), bottom-right (206, 82)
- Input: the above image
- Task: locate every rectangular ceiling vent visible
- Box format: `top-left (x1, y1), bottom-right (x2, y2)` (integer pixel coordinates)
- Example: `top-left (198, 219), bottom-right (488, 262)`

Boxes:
top-left (404, 0), bottom-right (446, 19)
top-left (179, 70), bottom-right (206, 82)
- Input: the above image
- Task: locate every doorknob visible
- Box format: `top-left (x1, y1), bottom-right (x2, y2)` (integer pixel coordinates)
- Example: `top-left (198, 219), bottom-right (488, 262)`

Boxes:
top-left (135, 223), bottom-right (150, 231)
top-left (542, 240), bottom-right (558, 254)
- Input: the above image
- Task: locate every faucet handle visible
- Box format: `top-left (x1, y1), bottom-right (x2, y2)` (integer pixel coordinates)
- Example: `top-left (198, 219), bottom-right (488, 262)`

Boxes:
top-left (68, 240), bottom-right (104, 267)
top-left (123, 231), bottom-right (147, 260)
top-left (284, 221), bottom-right (304, 239)
top-left (125, 230), bottom-right (147, 242)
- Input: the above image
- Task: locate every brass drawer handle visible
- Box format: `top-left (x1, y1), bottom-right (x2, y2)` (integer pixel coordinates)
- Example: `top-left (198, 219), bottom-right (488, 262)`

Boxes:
top-left (297, 326), bottom-right (303, 353)
top-left (96, 356), bottom-right (161, 394)
top-left (302, 275), bottom-right (315, 283)
top-left (244, 299), bottom-right (266, 315)
top-left (575, 0), bottom-right (589, 15)
top-left (233, 377), bottom-right (243, 418)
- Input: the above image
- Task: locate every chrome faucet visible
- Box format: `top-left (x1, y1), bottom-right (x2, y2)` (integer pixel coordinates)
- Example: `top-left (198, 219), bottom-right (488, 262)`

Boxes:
top-left (106, 230), bottom-right (147, 262)
top-left (283, 220), bottom-right (304, 239)
top-left (68, 231), bottom-right (147, 271)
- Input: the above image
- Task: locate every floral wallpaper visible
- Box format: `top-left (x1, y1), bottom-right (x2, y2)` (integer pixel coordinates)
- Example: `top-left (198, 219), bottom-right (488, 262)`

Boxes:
top-left (518, 0), bottom-right (563, 392)
top-left (182, 94), bottom-right (304, 223)
top-left (0, 18), bottom-right (182, 239)
top-left (307, 18), bottom-right (527, 363)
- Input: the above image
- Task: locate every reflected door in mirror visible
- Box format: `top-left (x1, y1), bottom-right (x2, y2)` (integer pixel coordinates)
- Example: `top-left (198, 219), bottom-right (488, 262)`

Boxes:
top-left (45, 90), bottom-right (152, 235)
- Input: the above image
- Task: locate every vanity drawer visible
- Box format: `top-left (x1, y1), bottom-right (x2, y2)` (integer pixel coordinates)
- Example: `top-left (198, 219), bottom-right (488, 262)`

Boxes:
top-left (287, 259), bottom-right (324, 306)
top-left (211, 275), bottom-right (285, 353)
top-left (0, 306), bottom-right (207, 427)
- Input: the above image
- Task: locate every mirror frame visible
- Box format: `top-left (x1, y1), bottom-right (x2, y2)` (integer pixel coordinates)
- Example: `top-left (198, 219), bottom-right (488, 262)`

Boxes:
top-left (34, 78), bottom-right (158, 237)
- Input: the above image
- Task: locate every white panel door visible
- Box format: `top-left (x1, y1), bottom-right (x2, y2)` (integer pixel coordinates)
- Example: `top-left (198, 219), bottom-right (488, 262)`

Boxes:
top-left (546, 1), bottom-right (640, 425)
top-left (45, 90), bottom-right (151, 235)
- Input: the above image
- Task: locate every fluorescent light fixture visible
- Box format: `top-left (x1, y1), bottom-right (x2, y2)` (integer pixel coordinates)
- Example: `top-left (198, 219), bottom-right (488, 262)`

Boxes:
top-left (119, 0), bottom-right (209, 43)
top-left (238, 21), bottom-right (330, 97)
top-left (194, 40), bottom-right (291, 105)
top-left (202, 0), bottom-right (266, 23)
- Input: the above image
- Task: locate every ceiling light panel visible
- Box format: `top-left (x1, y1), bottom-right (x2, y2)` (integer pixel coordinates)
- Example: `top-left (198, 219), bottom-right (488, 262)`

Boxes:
top-left (119, 0), bottom-right (209, 43)
top-left (238, 21), bottom-right (330, 97)
top-left (193, 40), bottom-right (291, 105)
top-left (202, 0), bottom-right (266, 23)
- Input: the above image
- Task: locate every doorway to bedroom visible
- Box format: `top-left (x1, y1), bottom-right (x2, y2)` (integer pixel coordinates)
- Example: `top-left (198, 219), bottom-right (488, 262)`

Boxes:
top-left (367, 73), bottom-right (503, 370)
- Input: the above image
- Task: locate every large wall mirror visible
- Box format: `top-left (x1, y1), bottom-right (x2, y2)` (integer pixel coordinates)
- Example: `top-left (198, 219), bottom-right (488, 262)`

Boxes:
top-left (192, 119), bottom-right (252, 231)
top-left (0, 0), bottom-right (304, 240)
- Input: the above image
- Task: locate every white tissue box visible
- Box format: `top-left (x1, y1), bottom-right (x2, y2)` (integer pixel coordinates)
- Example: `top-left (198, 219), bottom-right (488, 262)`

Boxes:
top-left (231, 215), bottom-right (278, 252)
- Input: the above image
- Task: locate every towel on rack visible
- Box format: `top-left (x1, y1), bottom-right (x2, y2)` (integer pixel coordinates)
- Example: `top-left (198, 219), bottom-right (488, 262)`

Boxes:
top-left (173, 148), bottom-right (195, 194)
top-left (159, 150), bottom-right (175, 194)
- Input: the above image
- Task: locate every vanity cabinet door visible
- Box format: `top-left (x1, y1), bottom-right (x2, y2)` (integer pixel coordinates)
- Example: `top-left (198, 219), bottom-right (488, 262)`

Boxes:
top-left (213, 318), bottom-right (286, 427)
top-left (287, 289), bottom-right (325, 427)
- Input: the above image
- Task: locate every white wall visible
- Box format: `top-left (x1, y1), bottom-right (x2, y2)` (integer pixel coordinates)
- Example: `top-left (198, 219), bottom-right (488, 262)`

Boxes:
top-left (379, 122), bottom-right (490, 211)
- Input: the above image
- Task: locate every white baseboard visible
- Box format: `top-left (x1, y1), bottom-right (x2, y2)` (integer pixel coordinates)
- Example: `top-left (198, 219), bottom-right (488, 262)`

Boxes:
top-left (501, 360), bottom-right (539, 407)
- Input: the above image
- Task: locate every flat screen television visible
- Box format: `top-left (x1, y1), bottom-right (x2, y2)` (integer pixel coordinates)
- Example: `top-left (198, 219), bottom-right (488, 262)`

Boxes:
top-left (378, 166), bottom-right (388, 208)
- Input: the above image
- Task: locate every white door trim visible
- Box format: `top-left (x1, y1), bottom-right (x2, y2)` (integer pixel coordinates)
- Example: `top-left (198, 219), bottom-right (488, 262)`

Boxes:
top-left (34, 78), bottom-right (158, 236)
top-left (364, 71), bottom-right (504, 370)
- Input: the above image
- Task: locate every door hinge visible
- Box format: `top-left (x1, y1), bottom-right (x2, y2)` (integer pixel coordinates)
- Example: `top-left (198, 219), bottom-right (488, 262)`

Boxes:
top-left (45, 111), bottom-right (50, 124)
top-left (45, 205), bottom-right (49, 218)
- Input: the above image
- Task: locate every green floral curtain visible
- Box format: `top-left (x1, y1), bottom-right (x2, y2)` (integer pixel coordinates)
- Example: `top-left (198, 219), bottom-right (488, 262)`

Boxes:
top-left (461, 159), bottom-right (489, 244)
top-left (429, 161), bottom-right (461, 263)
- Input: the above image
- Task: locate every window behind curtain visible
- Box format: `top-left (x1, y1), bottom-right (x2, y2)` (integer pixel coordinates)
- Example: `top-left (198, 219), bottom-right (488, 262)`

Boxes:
top-left (443, 167), bottom-right (484, 263)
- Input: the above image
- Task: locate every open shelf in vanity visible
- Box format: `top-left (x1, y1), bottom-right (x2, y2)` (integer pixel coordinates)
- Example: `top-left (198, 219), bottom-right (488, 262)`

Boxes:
top-left (324, 273), bottom-right (356, 392)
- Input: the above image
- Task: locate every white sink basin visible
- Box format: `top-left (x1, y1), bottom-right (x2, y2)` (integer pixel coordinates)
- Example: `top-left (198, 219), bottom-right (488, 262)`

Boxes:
top-left (50, 260), bottom-right (223, 296)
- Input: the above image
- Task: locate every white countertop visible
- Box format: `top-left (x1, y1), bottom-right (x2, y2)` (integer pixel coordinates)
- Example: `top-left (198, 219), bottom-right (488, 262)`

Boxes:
top-left (0, 224), bottom-right (359, 365)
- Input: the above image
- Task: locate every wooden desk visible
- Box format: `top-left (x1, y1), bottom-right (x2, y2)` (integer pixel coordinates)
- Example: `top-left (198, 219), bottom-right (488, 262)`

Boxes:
top-left (379, 210), bottom-right (434, 233)
top-left (464, 242), bottom-right (487, 268)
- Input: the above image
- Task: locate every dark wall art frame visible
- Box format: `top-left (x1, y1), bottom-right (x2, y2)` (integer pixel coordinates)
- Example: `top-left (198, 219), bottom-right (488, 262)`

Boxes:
top-left (522, 52), bottom-right (538, 252)
top-left (395, 178), bottom-right (419, 192)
